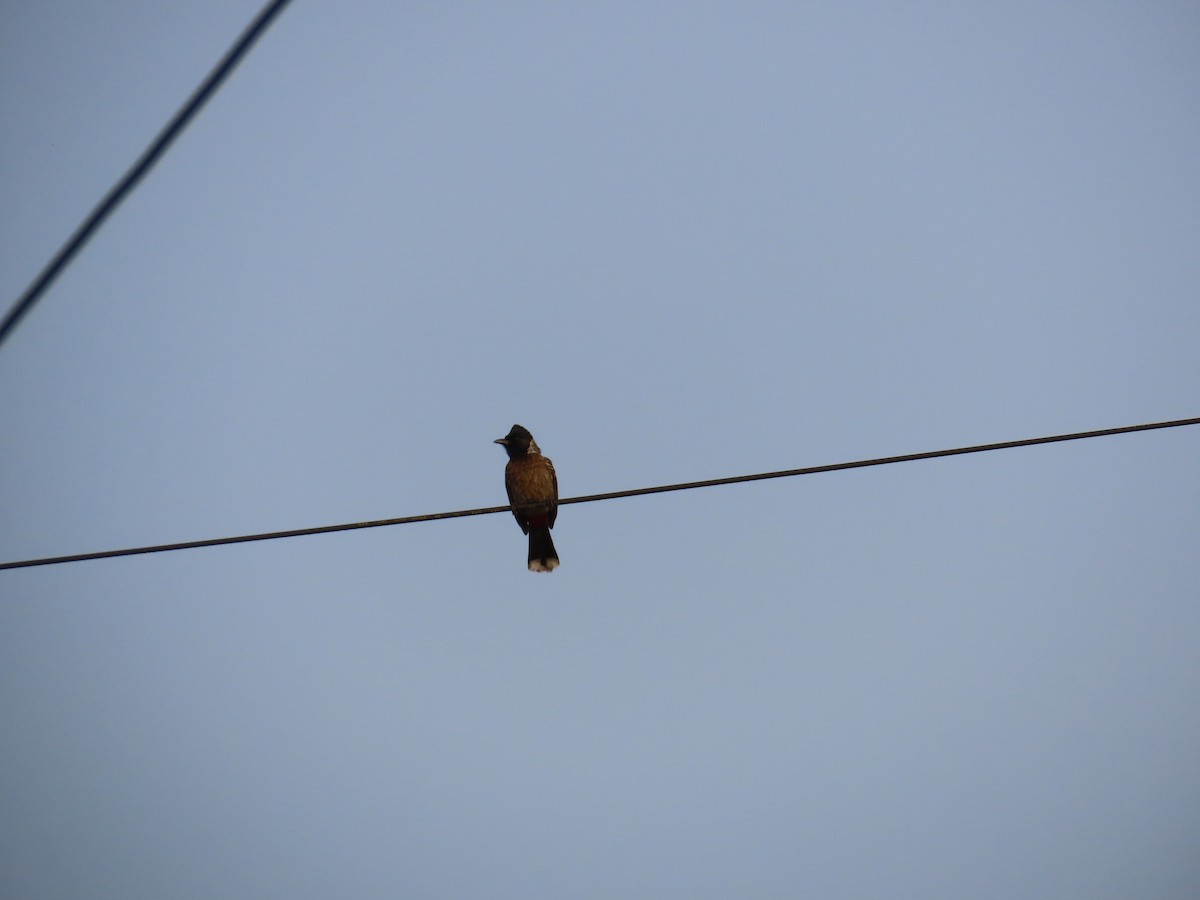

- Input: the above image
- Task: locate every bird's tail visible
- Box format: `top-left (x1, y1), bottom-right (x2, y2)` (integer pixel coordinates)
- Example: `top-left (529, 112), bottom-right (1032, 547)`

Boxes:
top-left (527, 527), bottom-right (559, 573)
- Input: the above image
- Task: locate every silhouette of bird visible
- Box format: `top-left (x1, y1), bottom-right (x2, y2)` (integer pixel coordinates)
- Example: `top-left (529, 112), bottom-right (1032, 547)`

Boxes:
top-left (494, 424), bottom-right (559, 572)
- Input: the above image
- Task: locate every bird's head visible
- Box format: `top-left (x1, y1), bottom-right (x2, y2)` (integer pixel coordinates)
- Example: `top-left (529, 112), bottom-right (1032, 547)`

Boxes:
top-left (494, 424), bottom-right (537, 459)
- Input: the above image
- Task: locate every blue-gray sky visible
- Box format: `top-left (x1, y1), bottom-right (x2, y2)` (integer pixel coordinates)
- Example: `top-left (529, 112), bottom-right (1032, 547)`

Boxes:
top-left (2, 2), bottom-right (1198, 897)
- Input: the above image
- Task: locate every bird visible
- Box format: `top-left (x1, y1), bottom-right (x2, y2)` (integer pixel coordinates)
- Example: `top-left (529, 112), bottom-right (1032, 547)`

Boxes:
top-left (494, 424), bottom-right (559, 572)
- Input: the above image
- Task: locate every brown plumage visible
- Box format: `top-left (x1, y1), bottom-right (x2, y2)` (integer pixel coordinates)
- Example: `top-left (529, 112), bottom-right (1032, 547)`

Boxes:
top-left (494, 424), bottom-right (559, 572)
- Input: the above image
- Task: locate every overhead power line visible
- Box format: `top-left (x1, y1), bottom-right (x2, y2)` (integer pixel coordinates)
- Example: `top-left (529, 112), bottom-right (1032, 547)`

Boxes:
top-left (2, 417), bottom-right (1196, 571)
top-left (0, 0), bottom-right (295, 349)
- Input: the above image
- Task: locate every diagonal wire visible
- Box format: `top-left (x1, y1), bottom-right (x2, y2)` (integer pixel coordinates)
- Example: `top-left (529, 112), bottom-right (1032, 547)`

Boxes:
top-left (2, 417), bottom-right (1196, 571)
top-left (0, 0), bottom-right (295, 349)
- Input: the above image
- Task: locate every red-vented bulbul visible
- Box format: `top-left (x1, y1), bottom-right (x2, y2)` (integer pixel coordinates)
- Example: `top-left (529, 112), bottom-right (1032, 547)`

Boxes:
top-left (494, 424), bottom-right (559, 572)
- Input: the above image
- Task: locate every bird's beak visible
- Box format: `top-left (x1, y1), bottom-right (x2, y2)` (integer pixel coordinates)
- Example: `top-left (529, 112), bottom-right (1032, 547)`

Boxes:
top-left (494, 438), bottom-right (508, 445)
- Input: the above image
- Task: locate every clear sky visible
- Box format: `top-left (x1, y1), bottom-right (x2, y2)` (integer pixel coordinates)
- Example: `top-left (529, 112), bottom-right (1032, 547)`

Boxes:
top-left (2, 2), bottom-right (1198, 897)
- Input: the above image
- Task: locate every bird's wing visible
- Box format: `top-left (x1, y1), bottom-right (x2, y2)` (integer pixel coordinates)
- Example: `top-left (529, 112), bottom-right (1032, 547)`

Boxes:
top-left (547, 458), bottom-right (558, 529)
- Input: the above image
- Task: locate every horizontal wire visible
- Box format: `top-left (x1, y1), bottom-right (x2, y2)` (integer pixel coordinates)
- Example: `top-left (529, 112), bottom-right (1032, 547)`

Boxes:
top-left (0, 0), bottom-right (295, 349)
top-left (2, 416), bottom-right (1197, 571)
